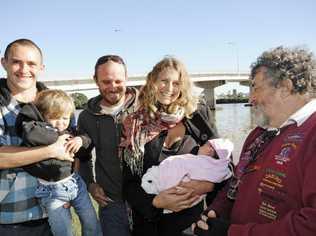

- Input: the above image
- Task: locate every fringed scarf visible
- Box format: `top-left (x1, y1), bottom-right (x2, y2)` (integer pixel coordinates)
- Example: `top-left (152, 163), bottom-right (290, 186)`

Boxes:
top-left (120, 106), bottom-right (185, 176)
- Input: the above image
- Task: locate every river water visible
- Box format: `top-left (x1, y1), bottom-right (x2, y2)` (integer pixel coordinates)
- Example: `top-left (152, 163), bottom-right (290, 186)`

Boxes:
top-left (211, 103), bottom-right (254, 163)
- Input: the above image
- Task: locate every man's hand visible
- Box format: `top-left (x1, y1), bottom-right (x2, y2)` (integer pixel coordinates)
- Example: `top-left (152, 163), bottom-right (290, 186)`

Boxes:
top-left (56, 152), bottom-right (74, 162)
top-left (192, 210), bottom-right (217, 232)
top-left (152, 186), bottom-right (200, 212)
top-left (206, 210), bottom-right (217, 218)
top-left (48, 134), bottom-right (74, 161)
top-left (65, 136), bottom-right (83, 154)
top-left (192, 210), bottom-right (216, 231)
top-left (192, 210), bottom-right (230, 236)
top-left (63, 202), bottom-right (71, 209)
top-left (88, 183), bottom-right (112, 207)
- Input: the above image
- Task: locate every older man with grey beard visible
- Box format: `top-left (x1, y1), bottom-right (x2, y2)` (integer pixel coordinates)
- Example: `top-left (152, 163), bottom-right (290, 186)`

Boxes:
top-left (193, 46), bottom-right (316, 236)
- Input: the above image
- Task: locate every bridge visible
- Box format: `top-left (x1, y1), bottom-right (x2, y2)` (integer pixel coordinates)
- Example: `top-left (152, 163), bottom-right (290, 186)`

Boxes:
top-left (42, 72), bottom-right (250, 109)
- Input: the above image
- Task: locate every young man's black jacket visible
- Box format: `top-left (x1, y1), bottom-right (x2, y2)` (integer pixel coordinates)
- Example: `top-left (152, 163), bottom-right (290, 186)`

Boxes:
top-left (16, 103), bottom-right (91, 182)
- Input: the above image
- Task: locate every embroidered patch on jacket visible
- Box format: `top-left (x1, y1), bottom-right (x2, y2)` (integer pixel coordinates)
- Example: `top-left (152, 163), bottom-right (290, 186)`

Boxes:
top-left (284, 132), bottom-right (304, 143)
top-left (274, 142), bottom-right (297, 165)
top-left (257, 168), bottom-right (287, 221)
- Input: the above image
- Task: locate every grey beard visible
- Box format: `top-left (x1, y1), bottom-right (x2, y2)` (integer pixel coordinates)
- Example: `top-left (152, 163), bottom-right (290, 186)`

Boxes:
top-left (252, 106), bottom-right (270, 127)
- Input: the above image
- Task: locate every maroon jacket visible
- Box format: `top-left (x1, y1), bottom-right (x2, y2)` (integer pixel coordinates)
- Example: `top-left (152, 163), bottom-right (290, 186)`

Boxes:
top-left (210, 112), bottom-right (316, 236)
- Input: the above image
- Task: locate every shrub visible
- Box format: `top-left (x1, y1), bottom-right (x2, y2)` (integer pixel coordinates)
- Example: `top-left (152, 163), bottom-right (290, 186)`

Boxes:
top-left (70, 92), bottom-right (88, 109)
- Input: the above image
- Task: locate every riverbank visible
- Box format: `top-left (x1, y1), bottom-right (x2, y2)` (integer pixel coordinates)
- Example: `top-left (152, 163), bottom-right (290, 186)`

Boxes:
top-left (216, 98), bottom-right (248, 104)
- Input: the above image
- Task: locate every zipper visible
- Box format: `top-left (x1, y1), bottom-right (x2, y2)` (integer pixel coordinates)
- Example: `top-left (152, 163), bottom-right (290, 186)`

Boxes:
top-left (96, 119), bottom-right (101, 148)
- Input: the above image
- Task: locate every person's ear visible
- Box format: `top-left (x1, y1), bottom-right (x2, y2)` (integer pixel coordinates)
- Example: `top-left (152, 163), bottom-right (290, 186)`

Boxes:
top-left (280, 79), bottom-right (293, 98)
top-left (40, 64), bottom-right (45, 71)
top-left (1, 57), bottom-right (7, 70)
top-left (93, 76), bottom-right (98, 84)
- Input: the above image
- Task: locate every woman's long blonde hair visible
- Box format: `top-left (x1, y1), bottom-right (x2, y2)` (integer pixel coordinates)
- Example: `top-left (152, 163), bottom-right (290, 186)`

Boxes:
top-left (139, 57), bottom-right (197, 118)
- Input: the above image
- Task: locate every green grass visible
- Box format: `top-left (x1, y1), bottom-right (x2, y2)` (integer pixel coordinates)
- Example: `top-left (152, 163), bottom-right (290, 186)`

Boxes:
top-left (71, 196), bottom-right (99, 236)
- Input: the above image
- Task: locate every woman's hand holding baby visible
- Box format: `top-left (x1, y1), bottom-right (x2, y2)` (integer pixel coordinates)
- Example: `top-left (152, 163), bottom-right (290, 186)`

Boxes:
top-left (179, 180), bottom-right (214, 196)
top-left (152, 186), bottom-right (200, 212)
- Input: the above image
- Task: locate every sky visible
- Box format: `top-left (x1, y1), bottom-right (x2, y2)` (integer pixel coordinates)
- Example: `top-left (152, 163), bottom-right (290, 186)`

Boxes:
top-left (1, 0), bottom-right (316, 94)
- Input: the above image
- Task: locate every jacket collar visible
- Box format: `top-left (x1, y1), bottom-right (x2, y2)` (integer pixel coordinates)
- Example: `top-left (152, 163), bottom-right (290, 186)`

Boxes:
top-left (281, 99), bottom-right (316, 128)
top-left (86, 87), bottom-right (139, 115)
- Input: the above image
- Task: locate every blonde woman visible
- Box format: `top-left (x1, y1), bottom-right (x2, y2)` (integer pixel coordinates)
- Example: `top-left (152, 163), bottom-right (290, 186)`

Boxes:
top-left (121, 57), bottom-right (225, 236)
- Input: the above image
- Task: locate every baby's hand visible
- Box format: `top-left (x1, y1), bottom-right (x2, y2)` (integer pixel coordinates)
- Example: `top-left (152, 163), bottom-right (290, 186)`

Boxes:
top-left (65, 136), bottom-right (83, 154)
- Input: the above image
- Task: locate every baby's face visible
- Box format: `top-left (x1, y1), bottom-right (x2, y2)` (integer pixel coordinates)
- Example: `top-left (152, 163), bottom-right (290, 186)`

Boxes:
top-left (45, 112), bottom-right (71, 132)
top-left (198, 143), bottom-right (215, 156)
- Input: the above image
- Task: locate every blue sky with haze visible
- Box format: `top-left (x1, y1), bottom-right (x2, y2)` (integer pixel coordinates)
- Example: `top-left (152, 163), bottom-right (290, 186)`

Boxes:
top-left (1, 0), bottom-right (315, 93)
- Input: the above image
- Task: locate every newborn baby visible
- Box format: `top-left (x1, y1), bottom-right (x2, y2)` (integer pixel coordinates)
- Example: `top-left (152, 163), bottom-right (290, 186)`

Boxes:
top-left (141, 138), bottom-right (234, 213)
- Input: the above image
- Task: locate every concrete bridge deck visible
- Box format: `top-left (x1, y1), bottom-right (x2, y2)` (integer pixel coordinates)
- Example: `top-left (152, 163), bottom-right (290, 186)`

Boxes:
top-left (42, 72), bottom-right (250, 108)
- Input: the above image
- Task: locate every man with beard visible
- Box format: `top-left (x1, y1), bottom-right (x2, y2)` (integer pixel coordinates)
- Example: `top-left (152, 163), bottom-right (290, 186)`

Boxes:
top-left (77, 55), bottom-right (138, 236)
top-left (192, 46), bottom-right (316, 236)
